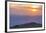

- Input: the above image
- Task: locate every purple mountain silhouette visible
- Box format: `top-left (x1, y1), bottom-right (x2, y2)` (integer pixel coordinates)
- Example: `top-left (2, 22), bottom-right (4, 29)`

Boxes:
top-left (10, 15), bottom-right (42, 27)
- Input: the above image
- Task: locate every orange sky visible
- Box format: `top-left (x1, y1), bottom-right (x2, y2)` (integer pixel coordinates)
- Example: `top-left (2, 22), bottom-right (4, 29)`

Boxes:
top-left (9, 3), bottom-right (42, 16)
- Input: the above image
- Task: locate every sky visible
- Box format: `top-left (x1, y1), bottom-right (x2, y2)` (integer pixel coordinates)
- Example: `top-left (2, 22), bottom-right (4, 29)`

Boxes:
top-left (9, 2), bottom-right (42, 27)
top-left (9, 2), bottom-right (42, 16)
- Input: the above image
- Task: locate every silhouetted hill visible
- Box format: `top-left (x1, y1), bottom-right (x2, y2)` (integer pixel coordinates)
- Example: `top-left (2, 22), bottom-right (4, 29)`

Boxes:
top-left (10, 22), bottom-right (42, 29)
top-left (10, 15), bottom-right (42, 27)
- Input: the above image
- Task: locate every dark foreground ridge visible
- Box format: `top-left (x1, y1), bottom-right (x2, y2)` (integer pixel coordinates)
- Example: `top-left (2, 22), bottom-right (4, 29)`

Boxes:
top-left (10, 22), bottom-right (42, 29)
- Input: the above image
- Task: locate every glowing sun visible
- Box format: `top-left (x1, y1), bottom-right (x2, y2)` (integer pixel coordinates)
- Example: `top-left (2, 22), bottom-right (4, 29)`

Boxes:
top-left (31, 5), bottom-right (40, 12)
top-left (32, 9), bottom-right (37, 12)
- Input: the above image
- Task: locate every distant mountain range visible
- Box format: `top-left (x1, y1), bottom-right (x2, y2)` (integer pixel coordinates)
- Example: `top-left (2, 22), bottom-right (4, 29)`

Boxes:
top-left (10, 22), bottom-right (42, 29)
top-left (10, 15), bottom-right (42, 27)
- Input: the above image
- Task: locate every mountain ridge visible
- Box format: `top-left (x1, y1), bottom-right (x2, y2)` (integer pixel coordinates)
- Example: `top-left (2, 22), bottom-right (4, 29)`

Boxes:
top-left (10, 22), bottom-right (42, 29)
top-left (10, 15), bottom-right (42, 27)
